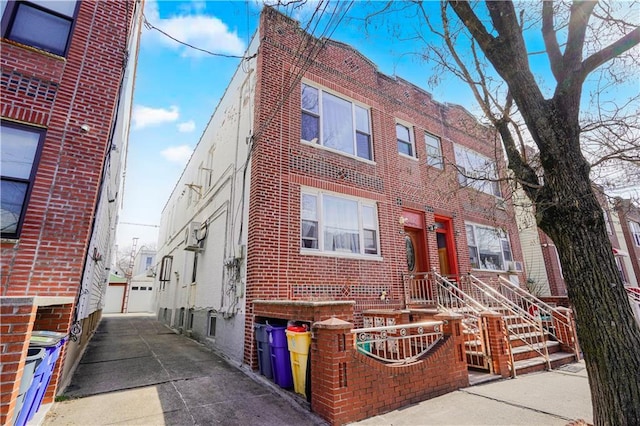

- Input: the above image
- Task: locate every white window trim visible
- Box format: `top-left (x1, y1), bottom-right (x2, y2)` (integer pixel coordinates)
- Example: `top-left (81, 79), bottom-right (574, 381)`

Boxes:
top-left (300, 82), bottom-right (374, 164)
top-left (425, 132), bottom-right (443, 169)
top-left (466, 222), bottom-right (513, 272)
top-left (396, 122), bottom-right (417, 159)
top-left (300, 187), bottom-right (382, 260)
top-left (454, 144), bottom-right (502, 197)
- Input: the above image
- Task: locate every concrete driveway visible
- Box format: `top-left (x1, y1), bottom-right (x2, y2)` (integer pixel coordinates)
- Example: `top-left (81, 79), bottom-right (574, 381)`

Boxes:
top-left (43, 314), bottom-right (324, 426)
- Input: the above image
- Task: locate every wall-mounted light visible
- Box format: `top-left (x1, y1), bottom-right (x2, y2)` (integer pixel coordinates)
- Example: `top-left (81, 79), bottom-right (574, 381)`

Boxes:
top-left (427, 224), bottom-right (437, 232)
top-left (80, 124), bottom-right (91, 133)
top-left (398, 216), bottom-right (408, 225)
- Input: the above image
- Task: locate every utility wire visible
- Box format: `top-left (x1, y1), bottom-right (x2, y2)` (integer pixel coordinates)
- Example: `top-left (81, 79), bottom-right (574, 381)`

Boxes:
top-left (142, 14), bottom-right (258, 61)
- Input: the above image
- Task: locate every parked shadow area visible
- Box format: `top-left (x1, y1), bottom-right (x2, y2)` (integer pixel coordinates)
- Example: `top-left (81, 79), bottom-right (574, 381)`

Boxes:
top-left (47, 315), bottom-right (319, 425)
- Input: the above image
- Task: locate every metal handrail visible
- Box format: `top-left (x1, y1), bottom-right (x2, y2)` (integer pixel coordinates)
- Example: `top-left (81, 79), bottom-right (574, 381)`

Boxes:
top-left (627, 287), bottom-right (640, 303)
top-left (459, 274), bottom-right (550, 371)
top-left (352, 320), bottom-right (444, 364)
top-left (491, 275), bottom-right (580, 360)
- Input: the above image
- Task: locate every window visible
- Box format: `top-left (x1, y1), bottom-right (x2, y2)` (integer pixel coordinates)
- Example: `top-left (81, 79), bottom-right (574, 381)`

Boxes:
top-left (397, 123), bottom-right (415, 157)
top-left (1, 121), bottom-right (45, 239)
top-left (454, 145), bottom-right (501, 197)
top-left (301, 83), bottom-right (372, 160)
top-left (1, 1), bottom-right (78, 56)
top-left (630, 221), bottom-right (640, 247)
top-left (191, 252), bottom-right (198, 283)
top-left (207, 311), bottom-right (216, 337)
top-left (466, 223), bottom-right (513, 271)
top-left (301, 190), bottom-right (380, 256)
top-left (425, 133), bottom-right (443, 168)
top-left (159, 255), bottom-right (173, 283)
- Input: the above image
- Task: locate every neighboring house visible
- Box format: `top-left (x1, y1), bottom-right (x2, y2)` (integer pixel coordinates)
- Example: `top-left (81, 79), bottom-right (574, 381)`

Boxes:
top-left (613, 197), bottom-right (640, 287)
top-left (0, 1), bottom-right (143, 423)
top-left (517, 185), bottom-right (637, 298)
top-left (104, 248), bottom-right (156, 314)
top-left (154, 7), bottom-right (526, 369)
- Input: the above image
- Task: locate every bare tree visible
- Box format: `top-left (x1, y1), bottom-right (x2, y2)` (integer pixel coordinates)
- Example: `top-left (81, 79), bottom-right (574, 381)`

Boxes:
top-left (412, 1), bottom-right (639, 424)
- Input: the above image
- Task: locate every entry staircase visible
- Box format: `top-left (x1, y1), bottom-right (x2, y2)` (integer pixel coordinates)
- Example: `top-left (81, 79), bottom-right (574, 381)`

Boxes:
top-left (404, 272), bottom-right (580, 377)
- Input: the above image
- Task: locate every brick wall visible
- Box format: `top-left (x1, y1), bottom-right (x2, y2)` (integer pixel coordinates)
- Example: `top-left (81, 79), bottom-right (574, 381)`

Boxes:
top-left (1, 0), bottom-right (134, 298)
top-left (311, 313), bottom-right (468, 425)
top-left (244, 7), bottom-right (526, 369)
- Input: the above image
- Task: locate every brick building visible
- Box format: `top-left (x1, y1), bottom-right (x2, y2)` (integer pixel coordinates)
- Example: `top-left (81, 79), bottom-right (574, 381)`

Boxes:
top-left (0, 1), bottom-right (143, 423)
top-left (155, 6), bottom-right (525, 373)
top-left (614, 198), bottom-right (640, 287)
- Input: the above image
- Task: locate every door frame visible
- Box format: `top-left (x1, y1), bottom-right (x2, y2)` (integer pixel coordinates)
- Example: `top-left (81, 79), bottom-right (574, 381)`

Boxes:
top-left (402, 209), bottom-right (429, 273)
top-left (433, 214), bottom-right (459, 277)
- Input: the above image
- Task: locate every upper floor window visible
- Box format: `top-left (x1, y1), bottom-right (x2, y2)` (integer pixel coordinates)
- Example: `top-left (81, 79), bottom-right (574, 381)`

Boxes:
top-left (301, 83), bottom-right (372, 161)
top-left (454, 145), bottom-right (501, 197)
top-left (159, 255), bottom-right (173, 287)
top-left (396, 123), bottom-right (415, 157)
top-left (1, 121), bottom-right (45, 239)
top-left (466, 223), bottom-right (513, 271)
top-left (301, 190), bottom-right (379, 257)
top-left (425, 132), bottom-right (443, 169)
top-left (630, 221), bottom-right (640, 247)
top-left (1, 0), bottom-right (79, 56)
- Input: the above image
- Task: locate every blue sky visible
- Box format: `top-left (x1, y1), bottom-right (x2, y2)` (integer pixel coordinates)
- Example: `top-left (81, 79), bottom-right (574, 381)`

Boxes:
top-left (117, 0), bottom-right (639, 250)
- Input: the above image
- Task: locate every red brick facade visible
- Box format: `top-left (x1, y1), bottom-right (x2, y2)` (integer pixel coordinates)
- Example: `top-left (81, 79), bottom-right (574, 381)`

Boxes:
top-left (244, 8), bottom-right (525, 366)
top-left (1, 1), bottom-right (137, 421)
top-left (614, 198), bottom-right (640, 285)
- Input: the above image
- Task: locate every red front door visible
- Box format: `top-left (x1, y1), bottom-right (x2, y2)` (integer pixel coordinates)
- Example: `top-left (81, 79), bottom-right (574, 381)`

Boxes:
top-left (434, 215), bottom-right (459, 278)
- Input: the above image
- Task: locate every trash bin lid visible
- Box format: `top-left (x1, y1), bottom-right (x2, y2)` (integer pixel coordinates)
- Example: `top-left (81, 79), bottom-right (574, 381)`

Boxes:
top-left (286, 325), bottom-right (307, 332)
top-left (30, 330), bottom-right (66, 346)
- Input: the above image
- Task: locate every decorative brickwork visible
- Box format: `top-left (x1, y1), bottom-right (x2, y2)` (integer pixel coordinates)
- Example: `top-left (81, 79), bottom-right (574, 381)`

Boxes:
top-left (311, 313), bottom-right (468, 425)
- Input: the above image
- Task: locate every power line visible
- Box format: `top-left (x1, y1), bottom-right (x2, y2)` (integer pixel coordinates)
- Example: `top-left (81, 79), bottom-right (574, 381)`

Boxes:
top-left (119, 222), bottom-right (159, 228)
top-left (142, 14), bottom-right (258, 61)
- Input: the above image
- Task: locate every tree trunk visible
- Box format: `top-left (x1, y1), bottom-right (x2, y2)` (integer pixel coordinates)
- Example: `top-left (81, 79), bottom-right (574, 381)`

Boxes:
top-left (534, 136), bottom-right (640, 425)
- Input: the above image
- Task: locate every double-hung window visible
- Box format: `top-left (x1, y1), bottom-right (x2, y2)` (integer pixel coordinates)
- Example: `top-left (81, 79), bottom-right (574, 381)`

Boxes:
top-left (301, 190), bottom-right (380, 257)
top-left (1, 121), bottom-right (45, 239)
top-left (466, 223), bottom-right (513, 271)
top-left (301, 83), bottom-right (372, 161)
top-left (1, 1), bottom-right (79, 56)
top-left (630, 221), bottom-right (640, 247)
top-left (454, 145), bottom-right (501, 197)
top-left (425, 132), bottom-right (443, 168)
top-left (396, 123), bottom-right (415, 157)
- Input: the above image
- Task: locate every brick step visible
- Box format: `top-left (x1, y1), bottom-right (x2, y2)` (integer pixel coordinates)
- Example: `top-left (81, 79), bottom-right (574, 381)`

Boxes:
top-left (514, 351), bottom-right (576, 375)
top-left (511, 341), bottom-right (560, 362)
top-left (509, 331), bottom-right (550, 347)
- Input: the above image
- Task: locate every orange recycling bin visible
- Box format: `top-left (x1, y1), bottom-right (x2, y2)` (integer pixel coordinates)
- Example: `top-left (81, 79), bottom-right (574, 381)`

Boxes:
top-left (285, 328), bottom-right (311, 397)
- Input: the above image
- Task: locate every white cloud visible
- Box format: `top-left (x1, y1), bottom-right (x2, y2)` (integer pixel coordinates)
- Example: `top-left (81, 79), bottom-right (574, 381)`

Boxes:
top-left (144, 0), bottom-right (245, 58)
top-left (161, 145), bottom-right (193, 165)
top-left (133, 105), bottom-right (179, 129)
top-left (177, 120), bottom-right (196, 133)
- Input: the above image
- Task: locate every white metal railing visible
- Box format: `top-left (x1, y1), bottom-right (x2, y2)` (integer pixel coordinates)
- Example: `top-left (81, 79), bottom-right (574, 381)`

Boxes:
top-left (352, 320), bottom-right (443, 364)
top-left (430, 272), bottom-right (494, 372)
top-left (627, 287), bottom-right (640, 326)
top-left (488, 275), bottom-right (580, 360)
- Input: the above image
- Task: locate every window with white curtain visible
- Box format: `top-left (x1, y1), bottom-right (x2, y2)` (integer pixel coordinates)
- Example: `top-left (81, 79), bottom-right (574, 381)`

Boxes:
top-left (301, 189), bottom-right (379, 256)
top-left (454, 145), bottom-right (501, 197)
top-left (301, 83), bottom-right (372, 160)
top-left (466, 223), bottom-right (513, 271)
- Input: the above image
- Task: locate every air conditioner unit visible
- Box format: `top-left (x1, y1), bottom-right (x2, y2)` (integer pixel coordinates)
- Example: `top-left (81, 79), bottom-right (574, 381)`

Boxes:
top-left (508, 261), bottom-right (524, 272)
top-left (184, 222), bottom-right (203, 252)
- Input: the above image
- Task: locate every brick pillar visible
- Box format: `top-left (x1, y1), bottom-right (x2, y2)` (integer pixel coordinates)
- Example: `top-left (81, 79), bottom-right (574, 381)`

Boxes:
top-left (0, 300), bottom-right (37, 425)
top-left (434, 312), bottom-right (467, 373)
top-left (481, 311), bottom-right (512, 378)
top-left (34, 303), bottom-right (74, 404)
top-left (310, 317), bottom-right (353, 425)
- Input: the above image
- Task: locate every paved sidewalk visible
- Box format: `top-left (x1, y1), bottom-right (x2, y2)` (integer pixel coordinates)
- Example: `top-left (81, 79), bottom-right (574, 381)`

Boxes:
top-left (41, 314), bottom-right (592, 426)
top-left (352, 362), bottom-right (592, 425)
top-left (42, 314), bottom-right (324, 426)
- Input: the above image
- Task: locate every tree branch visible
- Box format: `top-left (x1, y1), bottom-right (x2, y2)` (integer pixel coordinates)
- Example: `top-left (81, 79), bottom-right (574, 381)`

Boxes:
top-left (581, 27), bottom-right (640, 80)
top-left (563, 1), bottom-right (598, 70)
top-left (542, 0), bottom-right (564, 82)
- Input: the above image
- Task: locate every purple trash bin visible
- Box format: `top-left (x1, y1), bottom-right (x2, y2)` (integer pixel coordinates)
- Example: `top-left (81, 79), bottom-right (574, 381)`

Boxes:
top-left (267, 325), bottom-right (293, 388)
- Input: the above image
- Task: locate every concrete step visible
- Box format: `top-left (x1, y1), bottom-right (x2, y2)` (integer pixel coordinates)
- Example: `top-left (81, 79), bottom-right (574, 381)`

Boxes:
top-left (514, 351), bottom-right (576, 375)
top-left (512, 341), bottom-right (560, 362)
